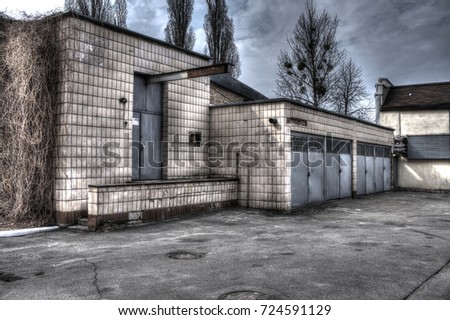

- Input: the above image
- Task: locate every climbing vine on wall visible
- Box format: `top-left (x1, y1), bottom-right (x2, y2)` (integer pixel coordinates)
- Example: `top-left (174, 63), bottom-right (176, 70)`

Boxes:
top-left (0, 13), bottom-right (61, 224)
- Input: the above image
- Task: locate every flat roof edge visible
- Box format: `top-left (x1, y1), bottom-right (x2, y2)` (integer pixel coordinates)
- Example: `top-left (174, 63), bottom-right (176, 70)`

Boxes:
top-left (28, 10), bottom-right (211, 61)
top-left (210, 98), bottom-right (395, 131)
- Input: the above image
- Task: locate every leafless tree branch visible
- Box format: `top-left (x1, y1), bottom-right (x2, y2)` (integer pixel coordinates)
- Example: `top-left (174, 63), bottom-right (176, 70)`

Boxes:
top-left (204, 0), bottom-right (241, 78)
top-left (165, 0), bottom-right (196, 50)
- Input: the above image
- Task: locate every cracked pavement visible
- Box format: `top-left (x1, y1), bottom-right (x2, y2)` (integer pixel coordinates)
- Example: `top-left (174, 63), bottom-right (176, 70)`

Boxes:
top-left (83, 259), bottom-right (101, 298)
top-left (1, 191), bottom-right (450, 300)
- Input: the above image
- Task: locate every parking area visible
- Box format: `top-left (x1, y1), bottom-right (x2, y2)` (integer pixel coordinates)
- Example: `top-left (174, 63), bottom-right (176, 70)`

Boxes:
top-left (1, 191), bottom-right (450, 300)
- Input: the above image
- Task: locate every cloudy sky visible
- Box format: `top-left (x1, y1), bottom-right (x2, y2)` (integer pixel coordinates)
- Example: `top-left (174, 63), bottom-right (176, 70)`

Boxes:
top-left (2, 0), bottom-right (450, 98)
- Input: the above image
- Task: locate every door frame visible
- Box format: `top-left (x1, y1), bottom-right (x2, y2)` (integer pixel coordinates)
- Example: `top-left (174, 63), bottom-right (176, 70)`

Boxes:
top-left (132, 74), bottom-right (163, 181)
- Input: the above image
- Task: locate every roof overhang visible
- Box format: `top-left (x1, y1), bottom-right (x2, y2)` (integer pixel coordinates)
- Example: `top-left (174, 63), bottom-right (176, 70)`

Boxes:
top-left (381, 103), bottom-right (450, 112)
top-left (148, 64), bottom-right (231, 83)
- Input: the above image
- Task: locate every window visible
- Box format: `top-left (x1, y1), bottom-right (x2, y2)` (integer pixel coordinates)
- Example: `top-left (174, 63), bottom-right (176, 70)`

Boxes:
top-left (407, 135), bottom-right (450, 160)
top-left (189, 132), bottom-right (202, 147)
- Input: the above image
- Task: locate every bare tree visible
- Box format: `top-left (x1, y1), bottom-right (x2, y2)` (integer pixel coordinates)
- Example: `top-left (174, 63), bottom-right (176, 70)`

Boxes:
top-left (204, 0), bottom-right (241, 78)
top-left (65, 0), bottom-right (127, 27)
top-left (275, 0), bottom-right (345, 108)
top-left (114, 0), bottom-right (127, 28)
top-left (331, 58), bottom-right (372, 118)
top-left (164, 0), bottom-right (195, 50)
top-left (348, 99), bottom-right (375, 122)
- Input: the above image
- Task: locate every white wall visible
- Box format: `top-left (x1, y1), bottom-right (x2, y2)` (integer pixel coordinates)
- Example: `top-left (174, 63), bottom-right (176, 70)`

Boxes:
top-left (381, 109), bottom-right (450, 190)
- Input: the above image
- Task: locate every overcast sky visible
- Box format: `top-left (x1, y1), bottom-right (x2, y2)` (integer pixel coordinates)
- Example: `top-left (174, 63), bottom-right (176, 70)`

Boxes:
top-left (2, 0), bottom-right (450, 98)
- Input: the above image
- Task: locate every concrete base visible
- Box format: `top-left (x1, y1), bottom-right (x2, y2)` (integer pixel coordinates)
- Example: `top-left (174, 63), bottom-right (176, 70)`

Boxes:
top-left (55, 210), bottom-right (87, 227)
top-left (88, 200), bottom-right (238, 231)
top-left (2, 192), bottom-right (450, 299)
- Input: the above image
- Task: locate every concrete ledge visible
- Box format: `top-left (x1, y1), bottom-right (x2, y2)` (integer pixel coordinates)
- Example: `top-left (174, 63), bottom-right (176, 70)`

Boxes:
top-left (88, 177), bottom-right (238, 188)
top-left (88, 178), bottom-right (239, 231)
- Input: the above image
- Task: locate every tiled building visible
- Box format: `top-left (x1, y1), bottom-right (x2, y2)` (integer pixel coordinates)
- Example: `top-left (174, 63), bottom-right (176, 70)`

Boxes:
top-left (377, 79), bottom-right (450, 190)
top-left (51, 12), bottom-right (240, 227)
top-left (1, 12), bottom-right (395, 229)
top-left (210, 74), bottom-right (268, 104)
top-left (210, 100), bottom-right (394, 210)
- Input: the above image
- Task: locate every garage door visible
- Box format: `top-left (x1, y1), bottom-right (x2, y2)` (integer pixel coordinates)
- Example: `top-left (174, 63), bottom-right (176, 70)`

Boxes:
top-left (291, 133), bottom-right (352, 207)
top-left (325, 137), bottom-right (352, 200)
top-left (357, 143), bottom-right (391, 195)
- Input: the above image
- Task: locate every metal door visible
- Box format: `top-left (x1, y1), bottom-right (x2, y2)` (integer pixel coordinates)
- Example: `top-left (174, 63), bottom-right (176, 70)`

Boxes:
top-left (357, 144), bottom-right (366, 195)
top-left (365, 145), bottom-right (375, 194)
top-left (140, 113), bottom-right (162, 180)
top-left (132, 75), bottom-right (162, 180)
top-left (375, 147), bottom-right (384, 193)
top-left (383, 147), bottom-right (391, 191)
top-left (325, 152), bottom-right (340, 200)
top-left (308, 137), bottom-right (324, 204)
top-left (132, 112), bottom-right (141, 180)
top-left (339, 143), bottom-right (352, 198)
top-left (325, 137), bottom-right (340, 200)
top-left (291, 151), bottom-right (309, 207)
top-left (328, 138), bottom-right (352, 199)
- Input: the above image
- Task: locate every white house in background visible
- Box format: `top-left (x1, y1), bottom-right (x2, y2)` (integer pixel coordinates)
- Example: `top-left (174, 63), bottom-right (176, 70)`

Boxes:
top-left (377, 78), bottom-right (450, 190)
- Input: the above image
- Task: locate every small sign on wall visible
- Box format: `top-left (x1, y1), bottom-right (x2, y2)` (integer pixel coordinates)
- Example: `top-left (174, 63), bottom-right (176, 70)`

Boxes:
top-left (393, 136), bottom-right (407, 156)
top-left (132, 118), bottom-right (140, 126)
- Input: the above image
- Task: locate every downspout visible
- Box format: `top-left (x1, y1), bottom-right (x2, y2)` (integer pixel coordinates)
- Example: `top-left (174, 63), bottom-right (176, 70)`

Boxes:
top-left (0, 226), bottom-right (60, 238)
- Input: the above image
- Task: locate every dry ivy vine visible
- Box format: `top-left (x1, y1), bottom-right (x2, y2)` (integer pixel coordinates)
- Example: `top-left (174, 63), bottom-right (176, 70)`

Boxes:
top-left (0, 13), bottom-right (61, 224)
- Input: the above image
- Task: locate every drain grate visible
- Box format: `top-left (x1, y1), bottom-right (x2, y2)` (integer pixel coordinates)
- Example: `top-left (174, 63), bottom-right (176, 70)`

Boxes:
top-left (166, 251), bottom-right (206, 260)
top-left (219, 291), bottom-right (279, 300)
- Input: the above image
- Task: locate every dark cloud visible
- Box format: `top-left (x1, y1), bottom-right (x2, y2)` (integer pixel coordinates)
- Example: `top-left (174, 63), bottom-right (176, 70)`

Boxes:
top-left (127, 0), bottom-right (168, 38)
top-left (126, 0), bottom-right (450, 98)
top-left (319, 0), bottom-right (450, 93)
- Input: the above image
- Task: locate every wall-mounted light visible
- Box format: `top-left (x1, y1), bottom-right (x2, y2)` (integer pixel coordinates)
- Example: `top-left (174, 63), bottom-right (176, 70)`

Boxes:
top-left (268, 117), bottom-right (278, 125)
top-left (119, 97), bottom-right (128, 104)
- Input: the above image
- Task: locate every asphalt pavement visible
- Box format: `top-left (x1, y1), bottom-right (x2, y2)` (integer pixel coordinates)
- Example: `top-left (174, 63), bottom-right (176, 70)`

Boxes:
top-left (1, 191), bottom-right (450, 300)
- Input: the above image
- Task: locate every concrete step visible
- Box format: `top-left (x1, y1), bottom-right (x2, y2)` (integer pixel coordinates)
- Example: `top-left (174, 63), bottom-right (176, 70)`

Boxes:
top-left (77, 218), bottom-right (88, 227)
top-left (67, 225), bottom-right (88, 232)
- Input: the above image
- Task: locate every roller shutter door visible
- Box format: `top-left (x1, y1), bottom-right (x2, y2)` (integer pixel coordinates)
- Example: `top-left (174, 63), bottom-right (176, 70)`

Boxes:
top-left (408, 135), bottom-right (450, 160)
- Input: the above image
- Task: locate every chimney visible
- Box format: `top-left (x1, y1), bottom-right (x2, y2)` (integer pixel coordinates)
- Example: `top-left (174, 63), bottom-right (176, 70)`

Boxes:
top-left (374, 78), bottom-right (393, 125)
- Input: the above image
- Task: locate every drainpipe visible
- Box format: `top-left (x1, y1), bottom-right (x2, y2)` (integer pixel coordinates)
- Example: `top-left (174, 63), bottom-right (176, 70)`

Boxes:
top-left (0, 226), bottom-right (60, 238)
top-left (247, 164), bottom-right (250, 208)
top-left (236, 152), bottom-right (239, 178)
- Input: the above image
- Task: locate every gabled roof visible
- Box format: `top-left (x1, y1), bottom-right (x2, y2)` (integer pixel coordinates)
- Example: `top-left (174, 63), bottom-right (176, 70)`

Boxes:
top-left (210, 74), bottom-right (268, 101)
top-left (382, 81), bottom-right (450, 111)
